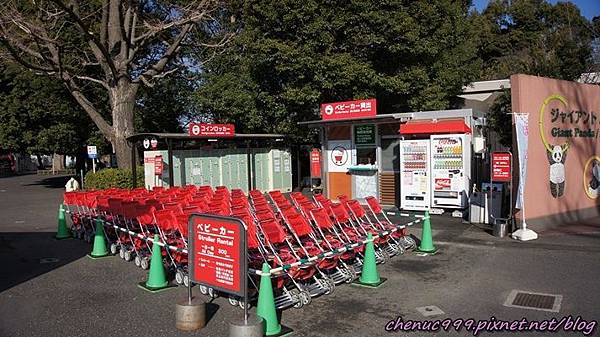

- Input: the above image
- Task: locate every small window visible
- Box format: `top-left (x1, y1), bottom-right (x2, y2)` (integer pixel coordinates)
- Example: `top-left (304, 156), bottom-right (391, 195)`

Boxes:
top-left (356, 147), bottom-right (377, 165)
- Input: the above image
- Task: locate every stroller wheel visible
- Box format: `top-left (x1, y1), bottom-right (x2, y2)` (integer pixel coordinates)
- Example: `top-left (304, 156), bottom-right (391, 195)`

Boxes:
top-left (239, 300), bottom-right (249, 309)
top-left (207, 287), bottom-right (217, 298)
top-left (134, 255), bottom-right (142, 267)
top-left (110, 243), bottom-right (118, 255)
top-left (300, 290), bottom-right (311, 306)
top-left (327, 278), bottom-right (335, 294)
top-left (228, 297), bottom-right (239, 306)
top-left (175, 270), bottom-right (184, 285)
top-left (119, 247), bottom-right (125, 259)
top-left (199, 285), bottom-right (208, 295)
top-left (140, 257), bottom-right (150, 270)
top-left (183, 274), bottom-right (190, 287)
top-left (322, 278), bottom-right (334, 295)
top-left (123, 250), bottom-right (132, 261)
top-left (292, 293), bottom-right (304, 309)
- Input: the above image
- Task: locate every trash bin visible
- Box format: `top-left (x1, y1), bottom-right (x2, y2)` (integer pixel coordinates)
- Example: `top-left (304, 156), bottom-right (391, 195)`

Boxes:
top-left (492, 220), bottom-right (508, 238)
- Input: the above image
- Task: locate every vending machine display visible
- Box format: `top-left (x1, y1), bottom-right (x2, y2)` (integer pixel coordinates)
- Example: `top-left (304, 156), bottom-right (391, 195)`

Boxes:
top-left (430, 134), bottom-right (470, 208)
top-left (400, 140), bottom-right (430, 210)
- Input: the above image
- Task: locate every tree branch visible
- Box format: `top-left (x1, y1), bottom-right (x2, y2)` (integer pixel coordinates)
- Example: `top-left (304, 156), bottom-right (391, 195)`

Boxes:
top-left (63, 75), bottom-right (114, 140)
top-left (136, 23), bottom-right (194, 84)
top-left (50, 0), bottom-right (120, 81)
top-left (75, 75), bottom-right (110, 90)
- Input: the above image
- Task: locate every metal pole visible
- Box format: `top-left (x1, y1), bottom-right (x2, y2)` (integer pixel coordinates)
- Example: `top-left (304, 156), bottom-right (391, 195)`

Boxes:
top-left (246, 140), bottom-right (252, 192)
top-left (80, 169), bottom-right (85, 189)
top-left (92, 158), bottom-right (96, 173)
top-left (187, 273), bottom-right (192, 305)
top-left (243, 224), bottom-right (248, 324)
top-left (131, 141), bottom-right (137, 188)
top-left (509, 152), bottom-right (513, 232)
top-left (167, 139), bottom-right (175, 187)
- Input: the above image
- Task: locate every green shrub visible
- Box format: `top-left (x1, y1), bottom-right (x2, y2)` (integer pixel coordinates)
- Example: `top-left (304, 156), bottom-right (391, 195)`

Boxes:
top-left (84, 167), bottom-right (144, 190)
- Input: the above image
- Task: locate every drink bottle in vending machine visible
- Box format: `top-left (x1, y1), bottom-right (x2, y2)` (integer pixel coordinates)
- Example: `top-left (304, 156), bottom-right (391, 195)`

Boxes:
top-left (400, 139), bottom-right (431, 210)
top-left (430, 134), bottom-right (470, 209)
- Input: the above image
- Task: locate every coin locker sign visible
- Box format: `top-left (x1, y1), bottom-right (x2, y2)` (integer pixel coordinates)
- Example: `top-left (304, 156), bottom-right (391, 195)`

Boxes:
top-left (189, 215), bottom-right (246, 297)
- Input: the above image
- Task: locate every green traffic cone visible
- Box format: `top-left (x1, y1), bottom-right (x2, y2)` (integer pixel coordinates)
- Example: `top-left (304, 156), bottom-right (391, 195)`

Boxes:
top-left (256, 263), bottom-right (282, 336)
top-left (354, 233), bottom-right (386, 287)
top-left (144, 235), bottom-right (169, 290)
top-left (89, 219), bottom-right (109, 258)
top-left (55, 204), bottom-right (70, 239)
top-left (417, 211), bottom-right (437, 254)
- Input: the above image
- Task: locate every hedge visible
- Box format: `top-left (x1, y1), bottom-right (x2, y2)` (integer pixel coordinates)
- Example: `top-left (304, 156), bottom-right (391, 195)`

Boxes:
top-left (84, 167), bottom-right (144, 190)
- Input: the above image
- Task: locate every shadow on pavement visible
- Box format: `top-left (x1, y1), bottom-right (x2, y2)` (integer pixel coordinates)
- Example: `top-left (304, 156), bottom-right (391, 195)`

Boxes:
top-left (0, 232), bottom-right (89, 292)
top-left (21, 175), bottom-right (71, 189)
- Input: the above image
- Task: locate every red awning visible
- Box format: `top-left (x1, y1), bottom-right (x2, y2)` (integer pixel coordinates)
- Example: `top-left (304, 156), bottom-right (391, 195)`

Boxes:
top-left (399, 119), bottom-right (471, 134)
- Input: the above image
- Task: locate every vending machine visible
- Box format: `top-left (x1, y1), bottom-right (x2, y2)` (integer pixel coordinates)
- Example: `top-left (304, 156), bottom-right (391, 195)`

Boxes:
top-left (430, 134), bottom-right (470, 209)
top-left (400, 139), bottom-right (431, 210)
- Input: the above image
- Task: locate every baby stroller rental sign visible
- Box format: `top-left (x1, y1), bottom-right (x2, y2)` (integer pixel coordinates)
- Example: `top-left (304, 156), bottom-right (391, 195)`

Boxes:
top-left (188, 214), bottom-right (247, 297)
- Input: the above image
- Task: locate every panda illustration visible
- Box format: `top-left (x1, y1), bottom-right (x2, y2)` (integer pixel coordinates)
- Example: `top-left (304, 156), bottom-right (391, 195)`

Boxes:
top-left (546, 145), bottom-right (567, 198)
top-left (588, 160), bottom-right (600, 198)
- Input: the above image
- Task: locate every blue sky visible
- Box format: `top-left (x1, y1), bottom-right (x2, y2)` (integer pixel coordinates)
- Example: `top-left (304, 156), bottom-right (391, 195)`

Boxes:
top-left (472, 0), bottom-right (599, 20)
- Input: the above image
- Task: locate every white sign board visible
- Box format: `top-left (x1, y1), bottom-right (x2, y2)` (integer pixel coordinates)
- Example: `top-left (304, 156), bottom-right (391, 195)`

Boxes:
top-left (87, 146), bottom-right (97, 159)
top-left (327, 140), bottom-right (353, 173)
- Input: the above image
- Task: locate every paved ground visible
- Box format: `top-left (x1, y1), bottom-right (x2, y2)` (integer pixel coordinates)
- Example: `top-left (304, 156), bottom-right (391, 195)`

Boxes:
top-left (1, 174), bottom-right (599, 337)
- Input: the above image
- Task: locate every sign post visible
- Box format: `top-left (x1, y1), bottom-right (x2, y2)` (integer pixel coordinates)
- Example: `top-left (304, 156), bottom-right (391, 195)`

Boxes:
top-left (87, 146), bottom-right (98, 173)
top-left (310, 149), bottom-right (322, 178)
top-left (188, 214), bottom-right (262, 336)
top-left (154, 155), bottom-right (163, 187)
top-left (490, 152), bottom-right (513, 228)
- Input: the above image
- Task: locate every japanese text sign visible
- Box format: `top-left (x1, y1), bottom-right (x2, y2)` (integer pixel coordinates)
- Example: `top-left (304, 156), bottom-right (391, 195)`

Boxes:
top-left (189, 123), bottom-right (235, 137)
top-left (491, 152), bottom-right (512, 182)
top-left (154, 155), bottom-right (163, 176)
top-left (189, 214), bottom-right (247, 297)
top-left (320, 99), bottom-right (376, 121)
top-left (310, 148), bottom-right (321, 178)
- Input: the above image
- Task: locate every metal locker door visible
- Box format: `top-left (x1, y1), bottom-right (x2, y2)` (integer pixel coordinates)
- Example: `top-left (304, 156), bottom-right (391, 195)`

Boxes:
top-left (221, 149), bottom-right (231, 188)
top-left (282, 150), bottom-right (292, 192)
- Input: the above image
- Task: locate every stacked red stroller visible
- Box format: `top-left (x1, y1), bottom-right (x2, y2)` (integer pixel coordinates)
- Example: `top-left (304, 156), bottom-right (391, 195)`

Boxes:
top-left (63, 185), bottom-right (416, 309)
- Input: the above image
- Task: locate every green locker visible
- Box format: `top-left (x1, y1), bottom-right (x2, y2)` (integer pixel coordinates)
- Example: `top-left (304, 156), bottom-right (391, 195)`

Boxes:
top-left (271, 149), bottom-right (283, 191)
top-left (221, 149), bottom-right (232, 188)
top-left (209, 150), bottom-right (222, 187)
top-left (253, 149), bottom-right (270, 191)
top-left (281, 149), bottom-right (292, 192)
top-left (236, 151), bottom-right (249, 192)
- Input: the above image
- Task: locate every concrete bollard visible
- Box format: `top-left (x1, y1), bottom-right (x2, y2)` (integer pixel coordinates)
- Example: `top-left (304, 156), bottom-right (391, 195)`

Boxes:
top-left (229, 315), bottom-right (264, 337)
top-left (175, 298), bottom-right (206, 331)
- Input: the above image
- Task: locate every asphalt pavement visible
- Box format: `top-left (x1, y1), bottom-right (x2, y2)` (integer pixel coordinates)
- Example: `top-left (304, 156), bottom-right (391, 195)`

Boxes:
top-left (1, 174), bottom-right (599, 337)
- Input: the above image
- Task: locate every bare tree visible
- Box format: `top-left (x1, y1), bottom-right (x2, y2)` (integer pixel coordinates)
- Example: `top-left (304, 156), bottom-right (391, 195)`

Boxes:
top-left (0, 0), bottom-right (233, 168)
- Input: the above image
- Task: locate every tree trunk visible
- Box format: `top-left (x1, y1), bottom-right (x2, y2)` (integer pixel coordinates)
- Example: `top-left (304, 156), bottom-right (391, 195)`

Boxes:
top-left (110, 80), bottom-right (138, 169)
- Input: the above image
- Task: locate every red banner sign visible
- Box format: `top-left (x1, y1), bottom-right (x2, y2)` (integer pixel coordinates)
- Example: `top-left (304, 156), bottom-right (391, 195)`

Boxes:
top-left (154, 156), bottom-right (163, 176)
top-left (310, 148), bottom-right (321, 178)
top-left (189, 215), bottom-right (246, 297)
top-left (320, 98), bottom-right (376, 121)
top-left (491, 152), bottom-right (512, 182)
top-left (189, 123), bottom-right (235, 137)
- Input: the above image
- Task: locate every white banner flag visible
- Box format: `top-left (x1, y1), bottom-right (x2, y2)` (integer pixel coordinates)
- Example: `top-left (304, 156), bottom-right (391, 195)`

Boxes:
top-left (515, 113), bottom-right (529, 209)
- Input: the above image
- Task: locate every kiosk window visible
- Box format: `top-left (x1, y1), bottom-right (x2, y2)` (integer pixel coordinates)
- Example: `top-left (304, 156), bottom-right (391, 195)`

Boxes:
top-left (381, 139), bottom-right (399, 172)
top-left (356, 147), bottom-right (377, 165)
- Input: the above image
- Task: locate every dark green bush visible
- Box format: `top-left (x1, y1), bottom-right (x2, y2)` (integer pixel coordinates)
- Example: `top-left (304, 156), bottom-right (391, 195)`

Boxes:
top-left (84, 167), bottom-right (144, 190)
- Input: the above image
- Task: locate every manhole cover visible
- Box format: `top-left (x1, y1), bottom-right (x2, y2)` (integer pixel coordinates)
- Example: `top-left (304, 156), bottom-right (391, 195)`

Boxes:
top-left (504, 290), bottom-right (562, 312)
